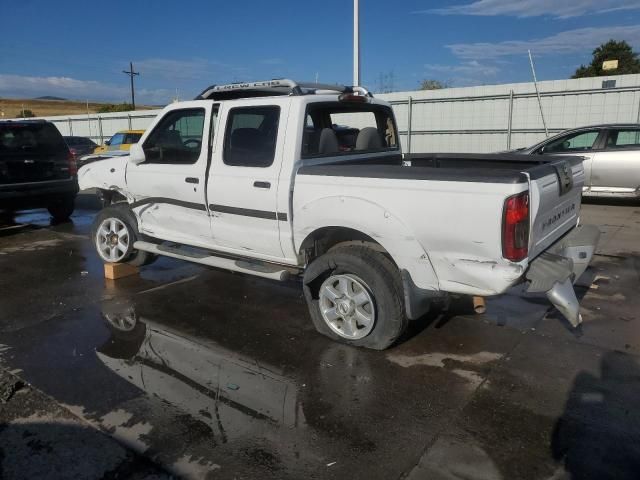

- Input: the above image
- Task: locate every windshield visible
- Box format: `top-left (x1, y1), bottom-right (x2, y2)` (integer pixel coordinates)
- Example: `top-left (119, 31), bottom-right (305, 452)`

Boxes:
top-left (109, 132), bottom-right (126, 146)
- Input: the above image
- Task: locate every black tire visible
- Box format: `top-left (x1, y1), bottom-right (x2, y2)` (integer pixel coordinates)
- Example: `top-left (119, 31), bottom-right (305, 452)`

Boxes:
top-left (303, 245), bottom-right (407, 350)
top-left (47, 195), bottom-right (76, 221)
top-left (91, 204), bottom-right (157, 267)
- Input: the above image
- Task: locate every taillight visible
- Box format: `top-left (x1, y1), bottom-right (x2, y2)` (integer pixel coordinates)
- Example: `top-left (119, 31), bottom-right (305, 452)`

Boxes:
top-left (502, 191), bottom-right (529, 262)
top-left (67, 149), bottom-right (78, 176)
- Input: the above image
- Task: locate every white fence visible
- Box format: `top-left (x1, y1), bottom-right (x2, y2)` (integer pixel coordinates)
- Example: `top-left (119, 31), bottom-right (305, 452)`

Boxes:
top-left (39, 109), bottom-right (160, 145)
top-left (32, 73), bottom-right (640, 153)
top-left (383, 73), bottom-right (640, 153)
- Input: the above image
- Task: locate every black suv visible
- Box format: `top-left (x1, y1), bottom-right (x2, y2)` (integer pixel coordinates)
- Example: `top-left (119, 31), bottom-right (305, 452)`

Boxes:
top-left (0, 120), bottom-right (78, 221)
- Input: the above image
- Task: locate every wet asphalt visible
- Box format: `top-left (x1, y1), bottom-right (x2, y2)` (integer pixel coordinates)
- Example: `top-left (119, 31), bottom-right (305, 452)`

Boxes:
top-left (0, 196), bottom-right (639, 480)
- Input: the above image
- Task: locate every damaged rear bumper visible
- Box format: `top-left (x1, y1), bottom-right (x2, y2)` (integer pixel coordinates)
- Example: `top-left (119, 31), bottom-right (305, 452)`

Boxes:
top-left (525, 224), bottom-right (600, 327)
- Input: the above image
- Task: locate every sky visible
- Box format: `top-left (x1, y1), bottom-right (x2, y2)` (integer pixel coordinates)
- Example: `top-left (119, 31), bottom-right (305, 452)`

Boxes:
top-left (0, 0), bottom-right (639, 104)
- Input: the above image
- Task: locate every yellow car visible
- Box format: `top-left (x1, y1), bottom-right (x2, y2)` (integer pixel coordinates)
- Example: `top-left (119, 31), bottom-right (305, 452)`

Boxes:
top-left (93, 130), bottom-right (144, 154)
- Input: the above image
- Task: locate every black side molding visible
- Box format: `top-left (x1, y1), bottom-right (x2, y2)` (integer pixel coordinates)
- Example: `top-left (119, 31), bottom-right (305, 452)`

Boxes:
top-left (130, 197), bottom-right (207, 211)
top-left (128, 197), bottom-right (288, 221)
top-left (210, 204), bottom-right (287, 221)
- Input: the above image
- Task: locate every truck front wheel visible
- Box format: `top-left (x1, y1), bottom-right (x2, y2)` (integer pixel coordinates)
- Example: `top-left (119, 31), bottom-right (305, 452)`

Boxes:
top-left (303, 245), bottom-right (407, 350)
top-left (91, 205), bottom-right (156, 267)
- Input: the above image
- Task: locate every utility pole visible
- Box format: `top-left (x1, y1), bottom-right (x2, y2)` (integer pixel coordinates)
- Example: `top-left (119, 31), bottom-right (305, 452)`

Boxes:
top-left (353, 0), bottom-right (360, 86)
top-left (122, 62), bottom-right (140, 110)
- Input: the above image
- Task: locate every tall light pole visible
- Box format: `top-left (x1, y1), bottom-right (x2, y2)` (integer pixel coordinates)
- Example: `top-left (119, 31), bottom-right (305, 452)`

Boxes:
top-left (353, 0), bottom-right (360, 86)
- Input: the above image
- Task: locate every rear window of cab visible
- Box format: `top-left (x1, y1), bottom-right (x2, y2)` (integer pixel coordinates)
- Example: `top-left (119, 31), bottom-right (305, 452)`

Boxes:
top-left (301, 103), bottom-right (399, 158)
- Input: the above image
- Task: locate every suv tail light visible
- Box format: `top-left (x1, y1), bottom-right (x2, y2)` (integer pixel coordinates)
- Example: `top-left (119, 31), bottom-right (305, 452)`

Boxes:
top-left (502, 191), bottom-right (529, 262)
top-left (67, 149), bottom-right (78, 176)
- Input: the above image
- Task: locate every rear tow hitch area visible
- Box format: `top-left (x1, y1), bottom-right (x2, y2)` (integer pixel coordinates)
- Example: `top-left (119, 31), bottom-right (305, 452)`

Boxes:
top-left (525, 225), bottom-right (600, 328)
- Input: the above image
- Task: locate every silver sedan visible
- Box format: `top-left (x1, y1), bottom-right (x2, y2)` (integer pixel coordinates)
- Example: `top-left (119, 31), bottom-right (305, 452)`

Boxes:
top-left (517, 124), bottom-right (640, 198)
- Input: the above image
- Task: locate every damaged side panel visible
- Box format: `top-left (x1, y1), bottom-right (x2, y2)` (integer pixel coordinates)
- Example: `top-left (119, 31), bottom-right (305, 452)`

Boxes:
top-left (78, 156), bottom-right (132, 200)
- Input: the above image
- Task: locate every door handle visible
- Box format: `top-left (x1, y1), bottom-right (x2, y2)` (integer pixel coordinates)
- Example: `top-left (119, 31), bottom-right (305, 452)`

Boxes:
top-left (253, 181), bottom-right (271, 189)
top-left (185, 177), bottom-right (199, 184)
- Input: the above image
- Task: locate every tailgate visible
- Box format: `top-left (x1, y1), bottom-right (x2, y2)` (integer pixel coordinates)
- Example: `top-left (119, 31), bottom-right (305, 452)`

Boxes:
top-left (527, 158), bottom-right (584, 259)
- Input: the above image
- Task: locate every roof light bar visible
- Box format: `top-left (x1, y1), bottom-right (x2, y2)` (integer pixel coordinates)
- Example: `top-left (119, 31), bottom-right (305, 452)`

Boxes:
top-left (195, 79), bottom-right (373, 100)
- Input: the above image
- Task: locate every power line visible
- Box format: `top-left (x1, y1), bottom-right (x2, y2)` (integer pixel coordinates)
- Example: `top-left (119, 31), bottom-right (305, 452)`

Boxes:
top-left (122, 61), bottom-right (140, 109)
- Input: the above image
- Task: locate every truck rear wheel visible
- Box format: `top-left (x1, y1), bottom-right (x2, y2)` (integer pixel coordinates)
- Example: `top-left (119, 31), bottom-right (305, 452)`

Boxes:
top-left (303, 245), bottom-right (407, 350)
top-left (91, 205), bottom-right (156, 267)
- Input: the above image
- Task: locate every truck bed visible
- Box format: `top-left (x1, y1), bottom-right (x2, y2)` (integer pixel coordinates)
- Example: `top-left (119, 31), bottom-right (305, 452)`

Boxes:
top-left (296, 150), bottom-right (585, 291)
top-left (298, 152), bottom-right (583, 185)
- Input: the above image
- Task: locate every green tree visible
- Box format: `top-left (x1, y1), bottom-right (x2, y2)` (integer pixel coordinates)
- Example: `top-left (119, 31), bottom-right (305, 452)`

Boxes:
top-left (419, 79), bottom-right (450, 90)
top-left (572, 40), bottom-right (640, 78)
top-left (19, 109), bottom-right (35, 118)
top-left (97, 103), bottom-right (134, 113)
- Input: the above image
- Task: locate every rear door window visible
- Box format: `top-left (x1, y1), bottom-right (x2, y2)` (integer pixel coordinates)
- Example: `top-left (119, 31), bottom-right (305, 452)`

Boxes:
top-left (223, 106), bottom-right (280, 167)
top-left (124, 132), bottom-right (142, 144)
top-left (606, 129), bottom-right (640, 149)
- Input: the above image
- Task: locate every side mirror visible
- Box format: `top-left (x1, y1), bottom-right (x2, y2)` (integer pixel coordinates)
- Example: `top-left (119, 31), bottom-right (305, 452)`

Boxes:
top-left (129, 143), bottom-right (146, 165)
top-left (105, 139), bottom-right (111, 146)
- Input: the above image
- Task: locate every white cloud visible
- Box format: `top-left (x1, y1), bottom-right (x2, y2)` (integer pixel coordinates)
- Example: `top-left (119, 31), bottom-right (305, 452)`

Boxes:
top-left (0, 74), bottom-right (173, 104)
top-left (447, 25), bottom-right (640, 59)
top-left (424, 60), bottom-right (500, 76)
top-left (420, 0), bottom-right (640, 18)
top-left (421, 60), bottom-right (501, 87)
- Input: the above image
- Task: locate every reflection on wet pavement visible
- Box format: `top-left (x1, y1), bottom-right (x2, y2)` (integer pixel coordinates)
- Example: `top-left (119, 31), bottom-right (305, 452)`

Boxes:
top-left (2, 207), bottom-right (640, 479)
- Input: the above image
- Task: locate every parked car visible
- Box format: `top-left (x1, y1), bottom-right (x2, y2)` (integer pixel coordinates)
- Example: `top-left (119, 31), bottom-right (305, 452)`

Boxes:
top-left (79, 79), bottom-right (599, 349)
top-left (64, 135), bottom-right (98, 158)
top-left (1, 120), bottom-right (78, 220)
top-left (93, 130), bottom-right (144, 154)
top-left (515, 124), bottom-right (640, 198)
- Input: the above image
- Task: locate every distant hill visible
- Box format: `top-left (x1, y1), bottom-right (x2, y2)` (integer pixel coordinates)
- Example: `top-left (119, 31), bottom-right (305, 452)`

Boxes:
top-left (0, 98), bottom-right (160, 118)
top-left (35, 96), bottom-right (67, 101)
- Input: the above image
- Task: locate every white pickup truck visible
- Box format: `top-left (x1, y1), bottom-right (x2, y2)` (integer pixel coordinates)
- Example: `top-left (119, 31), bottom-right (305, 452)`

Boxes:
top-left (79, 79), bottom-right (599, 349)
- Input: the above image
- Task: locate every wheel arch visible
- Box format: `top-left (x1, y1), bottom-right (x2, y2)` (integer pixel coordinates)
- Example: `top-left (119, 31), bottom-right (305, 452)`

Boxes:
top-left (298, 226), bottom-right (391, 262)
top-left (298, 227), bottom-right (440, 321)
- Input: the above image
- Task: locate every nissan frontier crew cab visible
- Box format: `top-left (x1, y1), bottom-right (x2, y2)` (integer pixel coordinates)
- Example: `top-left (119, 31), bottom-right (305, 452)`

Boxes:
top-left (79, 79), bottom-right (599, 350)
